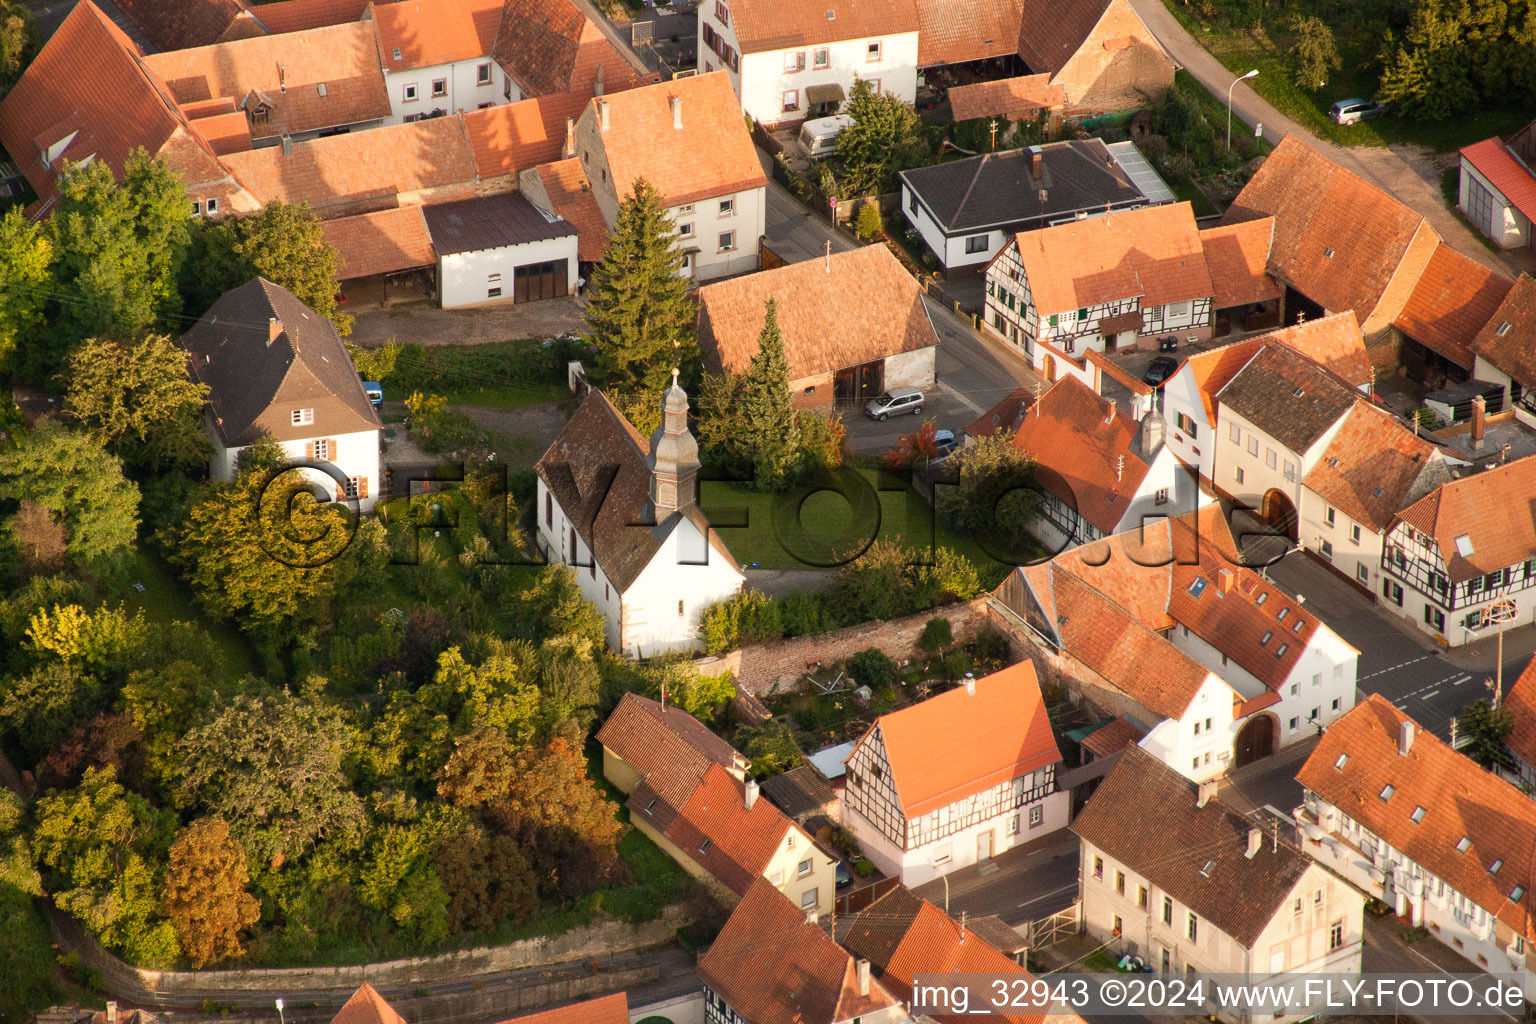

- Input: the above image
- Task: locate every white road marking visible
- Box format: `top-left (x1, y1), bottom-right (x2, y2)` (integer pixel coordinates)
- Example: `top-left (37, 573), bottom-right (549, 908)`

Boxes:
top-left (1015, 883), bottom-right (1077, 910)
top-left (1357, 653), bottom-right (1437, 681)
top-left (1419, 690), bottom-right (1440, 700)
top-left (936, 380), bottom-right (986, 415)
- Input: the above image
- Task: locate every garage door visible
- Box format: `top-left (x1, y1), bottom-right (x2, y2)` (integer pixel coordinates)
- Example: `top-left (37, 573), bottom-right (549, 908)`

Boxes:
top-left (514, 259), bottom-right (569, 303)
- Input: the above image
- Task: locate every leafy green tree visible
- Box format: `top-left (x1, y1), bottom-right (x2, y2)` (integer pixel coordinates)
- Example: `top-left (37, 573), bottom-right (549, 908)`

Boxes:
top-left (1377, 0), bottom-right (1478, 119)
top-left (740, 299), bottom-right (801, 491)
top-left (510, 566), bottom-right (608, 650)
top-left (182, 201), bottom-right (351, 334)
top-left (938, 430), bottom-right (1038, 557)
top-left (160, 817), bottom-right (262, 967)
top-left (23, 602), bottom-right (149, 676)
top-left (834, 539), bottom-right (983, 621)
top-left (432, 819), bottom-right (539, 933)
top-left (854, 202), bottom-right (884, 240)
top-left (357, 819), bottom-right (449, 945)
top-left (0, 0), bottom-right (38, 99)
top-left (39, 152), bottom-right (190, 379)
top-left (0, 662), bottom-right (105, 766)
top-left (175, 692), bottom-right (366, 867)
top-left (797, 410), bottom-right (845, 471)
top-left (0, 784), bottom-right (57, 1022)
top-left (583, 178), bottom-right (695, 390)
top-left (121, 659), bottom-right (221, 792)
top-left (32, 766), bottom-right (180, 966)
top-left (0, 206), bottom-right (51, 373)
top-left (836, 79), bottom-right (930, 197)
top-left (0, 424), bottom-right (140, 566)
top-left (1458, 698), bottom-right (1516, 772)
top-left (1290, 16), bottom-right (1341, 89)
top-left (918, 616), bottom-right (953, 654)
top-left (63, 335), bottom-right (211, 472)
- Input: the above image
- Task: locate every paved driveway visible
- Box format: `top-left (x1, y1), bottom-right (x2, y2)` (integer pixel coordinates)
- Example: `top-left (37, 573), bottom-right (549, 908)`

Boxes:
top-left (911, 830), bottom-right (1080, 927)
top-left (763, 178), bottom-right (854, 264)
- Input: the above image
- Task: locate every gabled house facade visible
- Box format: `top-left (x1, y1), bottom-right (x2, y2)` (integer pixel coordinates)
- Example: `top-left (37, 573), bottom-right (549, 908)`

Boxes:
top-left (1298, 696), bottom-right (1536, 997)
top-left (533, 379), bottom-right (745, 658)
top-left (1013, 0), bottom-right (1174, 114)
top-left (182, 278), bottom-right (382, 510)
top-left (697, 0), bottom-right (920, 126)
top-left (1470, 274), bottom-right (1536, 415)
top-left (842, 662), bottom-right (1069, 885)
top-left (1077, 746), bottom-right (1364, 1016)
top-left (1459, 133), bottom-right (1536, 251)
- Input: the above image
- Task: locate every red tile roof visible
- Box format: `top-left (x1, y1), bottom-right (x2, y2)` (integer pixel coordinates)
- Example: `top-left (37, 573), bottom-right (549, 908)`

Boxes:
top-left (111, 0), bottom-right (244, 50)
top-left (1081, 715), bottom-right (1145, 758)
top-left (1263, 310), bottom-right (1374, 390)
top-left (320, 206), bottom-right (436, 279)
top-left (698, 880), bottom-right (906, 1024)
top-left (853, 661), bottom-right (1059, 818)
top-left (1471, 273), bottom-right (1536, 386)
top-left (0, 1), bottom-right (190, 208)
top-left (1394, 242), bottom-right (1513, 370)
top-left (596, 692), bottom-right (747, 812)
top-left (1169, 562), bottom-right (1324, 692)
top-left (1302, 402), bottom-right (1447, 533)
top-left (1224, 135), bottom-right (1435, 327)
top-left (588, 71), bottom-right (767, 208)
top-left (532, 158), bottom-right (609, 261)
top-left (1199, 217), bottom-right (1281, 309)
top-left (374, 0), bottom-right (502, 71)
top-left (727, 0), bottom-right (918, 54)
top-left (1179, 338), bottom-right (1263, 426)
top-left (1010, 376), bottom-right (1155, 535)
top-left (240, 0), bottom-right (372, 35)
top-left (946, 74), bottom-right (1065, 121)
top-left (1015, 0), bottom-right (1116, 75)
top-left (1461, 137), bottom-right (1536, 224)
top-left (1504, 655), bottom-right (1536, 772)
top-left (1299, 695), bottom-right (1536, 942)
top-left (330, 985), bottom-right (407, 1024)
top-left (914, 0), bottom-right (1025, 68)
top-left (493, 0), bottom-right (650, 97)
top-left (662, 764), bottom-right (796, 895)
top-left (965, 383), bottom-right (1036, 438)
top-left (143, 21), bottom-right (390, 140)
top-left (495, 993), bottom-right (628, 1024)
top-left (698, 244), bottom-right (936, 381)
top-left (1393, 454), bottom-right (1536, 584)
top-left (463, 91), bottom-right (589, 180)
top-left (221, 114), bottom-right (478, 211)
top-left (1012, 201), bottom-right (1211, 313)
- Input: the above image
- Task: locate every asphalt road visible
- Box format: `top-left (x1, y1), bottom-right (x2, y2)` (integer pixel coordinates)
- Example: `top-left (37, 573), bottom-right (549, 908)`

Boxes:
top-left (911, 832), bottom-right (1080, 928)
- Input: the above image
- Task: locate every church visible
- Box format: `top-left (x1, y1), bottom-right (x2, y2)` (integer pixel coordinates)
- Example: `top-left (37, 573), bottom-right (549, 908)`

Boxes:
top-left (533, 375), bottom-right (745, 657)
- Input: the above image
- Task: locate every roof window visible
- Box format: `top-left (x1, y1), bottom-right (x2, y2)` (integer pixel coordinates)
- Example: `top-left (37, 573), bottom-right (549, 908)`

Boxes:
top-left (1379, 784), bottom-right (1395, 801)
top-left (1329, 457), bottom-right (1340, 467)
top-left (1513, 886), bottom-right (1526, 902)
top-left (1278, 607), bottom-right (1289, 621)
top-left (1410, 806), bottom-right (1426, 824)
top-left (392, 47), bottom-right (401, 59)
top-left (1200, 859), bottom-right (1216, 878)
top-left (1334, 753), bottom-right (1348, 770)
top-left (1188, 577), bottom-right (1209, 598)
top-left (1259, 631), bottom-right (1272, 646)
top-left (1455, 534), bottom-right (1475, 557)
top-left (1457, 836), bottom-right (1472, 853)
top-left (1373, 487), bottom-right (1384, 498)
top-left (699, 839), bottom-right (713, 854)
top-left (1490, 858), bottom-right (1504, 875)
top-left (1292, 619), bottom-right (1303, 633)
top-left (1256, 592), bottom-right (1268, 605)
top-left (1293, 387), bottom-right (1306, 398)
top-left (1324, 248), bottom-right (1335, 258)
top-left (1498, 322), bottom-right (1512, 336)
top-left (1276, 643), bottom-right (1288, 658)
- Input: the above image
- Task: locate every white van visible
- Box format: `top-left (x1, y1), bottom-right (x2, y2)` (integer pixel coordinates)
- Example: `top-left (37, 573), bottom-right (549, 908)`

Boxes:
top-left (798, 114), bottom-right (855, 158)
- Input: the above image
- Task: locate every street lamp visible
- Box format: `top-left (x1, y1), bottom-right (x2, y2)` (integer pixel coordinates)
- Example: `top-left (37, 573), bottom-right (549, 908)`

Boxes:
top-left (275, 999), bottom-right (285, 1024)
top-left (1227, 69), bottom-right (1259, 151)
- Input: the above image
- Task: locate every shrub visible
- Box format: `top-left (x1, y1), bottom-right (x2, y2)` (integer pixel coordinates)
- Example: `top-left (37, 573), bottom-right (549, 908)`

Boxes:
top-left (797, 411), bottom-right (846, 472)
top-left (918, 617), bottom-right (954, 653)
top-left (855, 202), bottom-right (884, 240)
top-left (850, 647), bottom-right (898, 689)
top-left (941, 650), bottom-right (973, 680)
top-left (973, 626), bottom-right (1010, 663)
top-left (779, 590), bottom-right (841, 637)
top-left (854, 857), bottom-right (876, 877)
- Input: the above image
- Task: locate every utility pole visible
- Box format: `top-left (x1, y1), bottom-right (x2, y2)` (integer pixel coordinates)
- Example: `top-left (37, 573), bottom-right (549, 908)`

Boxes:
top-left (1481, 596), bottom-right (1519, 707)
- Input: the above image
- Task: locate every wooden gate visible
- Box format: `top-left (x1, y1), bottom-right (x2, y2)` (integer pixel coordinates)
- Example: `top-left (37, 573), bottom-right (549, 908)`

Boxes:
top-left (1019, 900), bottom-right (1082, 949)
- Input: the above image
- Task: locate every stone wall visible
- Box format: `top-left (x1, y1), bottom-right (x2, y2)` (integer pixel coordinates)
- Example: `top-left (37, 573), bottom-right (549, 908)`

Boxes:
top-left (694, 597), bottom-right (997, 695)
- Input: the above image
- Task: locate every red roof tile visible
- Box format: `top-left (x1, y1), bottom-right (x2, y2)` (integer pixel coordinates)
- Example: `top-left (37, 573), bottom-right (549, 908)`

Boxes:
top-left (727, 0), bottom-right (918, 54)
top-left (493, 0), bottom-right (649, 97)
top-left (113, 0), bottom-right (245, 50)
top-left (1461, 137), bottom-right (1536, 225)
top-left (1199, 217), bottom-right (1281, 309)
top-left (1179, 338), bottom-right (1263, 426)
top-left (1394, 242), bottom-right (1513, 370)
top-left (1262, 310), bottom-right (1374, 390)
top-left (374, 0), bottom-right (502, 70)
top-left (663, 764), bottom-right (795, 895)
top-left (1471, 273), bottom-right (1536, 386)
top-left (1081, 715), bottom-right (1145, 757)
top-left (495, 993), bottom-right (628, 1024)
top-left (854, 661), bottom-right (1060, 818)
top-left (698, 244), bottom-right (937, 381)
top-left (1302, 402), bottom-right (1448, 532)
top-left (463, 91), bottom-right (589, 179)
top-left (945, 74), bottom-right (1065, 121)
top-left (1169, 562), bottom-right (1322, 691)
top-left (698, 880), bottom-right (906, 1024)
top-left (534, 158), bottom-right (609, 261)
top-left (915, 0), bottom-right (1025, 68)
top-left (330, 985), bottom-right (407, 1024)
top-left (239, 0), bottom-right (372, 35)
top-left (1015, 0), bottom-right (1115, 74)
top-left (588, 71), bottom-right (766, 208)
top-left (1504, 655), bottom-right (1536, 772)
top-left (1299, 695), bottom-right (1536, 942)
top-left (1393, 453), bottom-right (1536, 584)
top-left (320, 206), bottom-right (436, 279)
top-left (965, 383), bottom-right (1035, 438)
top-left (596, 692), bottom-right (746, 811)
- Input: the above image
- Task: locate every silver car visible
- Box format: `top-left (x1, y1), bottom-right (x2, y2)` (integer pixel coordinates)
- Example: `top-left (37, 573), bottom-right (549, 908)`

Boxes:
top-left (865, 386), bottom-right (925, 421)
top-left (1330, 98), bottom-right (1385, 125)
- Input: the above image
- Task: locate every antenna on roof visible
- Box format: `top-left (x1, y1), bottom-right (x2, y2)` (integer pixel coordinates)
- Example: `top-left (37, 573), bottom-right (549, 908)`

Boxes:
top-left (825, 239), bottom-right (831, 272)
top-left (959, 910), bottom-right (966, 943)
top-left (1116, 454), bottom-right (1124, 481)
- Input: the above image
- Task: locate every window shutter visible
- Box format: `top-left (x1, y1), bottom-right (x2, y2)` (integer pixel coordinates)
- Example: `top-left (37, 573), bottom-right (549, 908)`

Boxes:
top-left (359, 477), bottom-right (369, 499)
top-left (305, 441), bottom-right (315, 460)
top-left (329, 438), bottom-right (337, 461)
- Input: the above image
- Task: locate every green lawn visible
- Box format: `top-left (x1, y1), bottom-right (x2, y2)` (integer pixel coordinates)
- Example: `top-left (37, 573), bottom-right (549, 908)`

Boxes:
top-left (114, 552), bottom-right (258, 683)
top-left (1159, 5), bottom-right (1530, 152)
top-left (699, 473), bottom-right (1009, 576)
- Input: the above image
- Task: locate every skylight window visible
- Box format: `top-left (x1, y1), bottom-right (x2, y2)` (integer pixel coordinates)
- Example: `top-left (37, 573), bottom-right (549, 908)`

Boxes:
top-left (1278, 607), bottom-right (1289, 621)
top-left (1324, 248), bottom-right (1335, 258)
top-left (1379, 784), bottom-right (1395, 801)
top-left (1457, 836), bottom-right (1472, 853)
top-left (1373, 487), bottom-right (1384, 498)
top-left (1335, 754), bottom-right (1348, 770)
top-left (1188, 578), bottom-right (1209, 598)
top-left (1256, 592), bottom-right (1268, 605)
top-left (1292, 619), bottom-right (1303, 634)
top-left (1293, 387), bottom-right (1306, 398)
top-left (1410, 806), bottom-right (1426, 824)
top-left (1260, 631), bottom-right (1272, 646)
top-left (1498, 322), bottom-right (1513, 337)
top-left (1513, 886), bottom-right (1526, 903)
top-left (1200, 859), bottom-right (1216, 878)
top-left (392, 46), bottom-right (402, 59)
top-left (1490, 858), bottom-right (1504, 875)
top-left (1456, 534), bottom-right (1475, 557)
top-left (699, 839), bottom-right (713, 854)
top-left (1276, 643), bottom-right (1288, 658)
top-left (1329, 457), bottom-right (1340, 468)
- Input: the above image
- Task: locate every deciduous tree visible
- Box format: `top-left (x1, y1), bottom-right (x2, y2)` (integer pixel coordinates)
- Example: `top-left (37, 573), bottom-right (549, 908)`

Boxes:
top-left (160, 817), bottom-right (261, 967)
top-left (883, 420), bottom-right (941, 472)
top-left (1457, 698), bottom-right (1516, 772)
top-left (0, 424), bottom-right (140, 566)
top-left (63, 335), bottom-right (211, 472)
top-left (0, 205), bottom-right (51, 373)
top-left (432, 820), bottom-right (538, 934)
top-left (1290, 15), bottom-right (1341, 89)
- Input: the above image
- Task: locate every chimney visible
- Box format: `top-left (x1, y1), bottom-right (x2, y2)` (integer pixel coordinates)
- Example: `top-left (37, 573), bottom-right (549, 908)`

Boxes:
top-left (1246, 828), bottom-right (1262, 859)
top-left (593, 62), bottom-right (605, 97)
top-left (1196, 779), bottom-right (1218, 808)
top-left (964, 672), bottom-right (976, 695)
top-left (856, 959), bottom-right (871, 996)
top-left (1105, 398), bottom-right (1116, 424)
top-left (1471, 395), bottom-right (1486, 451)
top-left (1029, 144), bottom-right (1043, 181)
top-left (561, 116), bottom-right (576, 159)
top-left (106, 1003), bottom-right (118, 1024)
top-left (1216, 568), bottom-right (1234, 595)
top-left (670, 94), bottom-right (683, 130)
top-left (599, 99), bottom-right (610, 132)
top-left (744, 777), bottom-right (759, 811)
top-left (1399, 720), bottom-right (1415, 756)
top-left (280, 134), bottom-right (293, 156)
top-left (267, 317), bottom-right (283, 345)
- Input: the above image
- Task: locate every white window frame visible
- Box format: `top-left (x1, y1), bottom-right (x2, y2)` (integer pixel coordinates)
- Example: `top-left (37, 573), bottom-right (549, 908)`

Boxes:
top-left (403, 83), bottom-right (418, 102)
top-left (292, 408), bottom-right (314, 426)
top-left (866, 40), bottom-right (882, 62)
top-left (431, 78), bottom-right (448, 98)
top-left (718, 230), bottom-right (736, 252)
top-left (718, 197), bottom-right (735, 217)
top-left (477, 62), bottom-right (492, 85)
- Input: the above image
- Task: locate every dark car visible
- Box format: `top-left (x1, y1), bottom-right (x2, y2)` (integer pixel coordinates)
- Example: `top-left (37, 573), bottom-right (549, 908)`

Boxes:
top-left (836, 862), bottom-right (853, 889)
top-left (1142, 356), bottom-right (1178, 387)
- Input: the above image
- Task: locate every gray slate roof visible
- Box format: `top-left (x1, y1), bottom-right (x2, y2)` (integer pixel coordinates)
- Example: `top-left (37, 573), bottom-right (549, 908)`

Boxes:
top-left (1216, 343), bottom-right (1358, 455)
top-left (182, 277), bottom-right (380, 448)
top-left (900, 139), bottom-right (1146, 233)
top-left (423, 190), bottom-right (577, 256)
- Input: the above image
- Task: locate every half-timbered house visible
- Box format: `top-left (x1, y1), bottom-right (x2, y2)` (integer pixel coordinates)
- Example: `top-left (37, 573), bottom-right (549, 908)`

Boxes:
top-left (841, 662), bottom-right (1068, 885)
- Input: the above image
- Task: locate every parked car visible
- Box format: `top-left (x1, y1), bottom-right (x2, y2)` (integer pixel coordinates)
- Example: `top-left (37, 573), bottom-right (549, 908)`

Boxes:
top-left (1330, 98), bottom-right (1385, 125)
top-left (363, 381), bottom-right (384, 408)
top-left (865, 386), bottom-right (925, 421)
top-left (799, 114), bottom-right (856, 158)
top-left (836, 862), bottom-right (853, 889)
top-left (1142, 356), bottom-right (1178, 387)
top-left (933, 428), bottom-right (958, 455)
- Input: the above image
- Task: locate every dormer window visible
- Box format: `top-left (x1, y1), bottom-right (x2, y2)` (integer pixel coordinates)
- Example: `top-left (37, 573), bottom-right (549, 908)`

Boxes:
top-left (392, 46), bottom-right (402, 59)
top-left (1457, 836), bottom-right (1471, 853)
top-left (292, 408), bottom-right (314, 426)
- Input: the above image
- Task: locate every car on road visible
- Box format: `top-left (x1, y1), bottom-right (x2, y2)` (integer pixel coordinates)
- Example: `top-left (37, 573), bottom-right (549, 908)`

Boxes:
top-left (1142, 356), bottom-right (1178, 387)
top-left (865, 386), bottom-right (924, 420)
top-left (363, 381), bottom-right (384, 408)
top-left (1330, 98), bottom-right (1385, 125)
top-left (933, 428), bottom-right (958, 456)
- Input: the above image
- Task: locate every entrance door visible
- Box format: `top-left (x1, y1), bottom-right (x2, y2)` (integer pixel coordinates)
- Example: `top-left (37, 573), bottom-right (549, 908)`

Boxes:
top-left (1234, 715), bottom-right (1276, 767)
top-left (977, 831), bottom-right (993, 862)
top-left (833, 360), bottom-right (885, 407)
top-left (512, 259), bottom-right (570, 303)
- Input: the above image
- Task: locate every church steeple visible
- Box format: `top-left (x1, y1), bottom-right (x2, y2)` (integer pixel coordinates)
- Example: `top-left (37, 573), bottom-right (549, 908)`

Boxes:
top-left (647, 368), bottom-right (700, 518)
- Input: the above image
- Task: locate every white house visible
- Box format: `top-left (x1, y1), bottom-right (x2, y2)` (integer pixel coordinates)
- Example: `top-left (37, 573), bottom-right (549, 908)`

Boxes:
top-left (533, 377), bottom-right (745, 658)
top-left (842, 662), bottom-right (1070, 886)
top-left (422, 191), bottom-right (579, 308)
top-left (697, 0), bottom-right (919, 126)
top-left (983, 202), bottom-right (1214, 378)
top-left (1076, 746), bottom-right (1364, 1019)
top-left (572, 72), bottom-right (767, 282)
top-left (1459, 134), bottom-right (1536, 251)
top-left (183, 278), bottom-right (383, 512)
top-left (1469, 273), bottom-right (1536, 415)
top-left (1298, 697), bottom-right (1536, 998)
